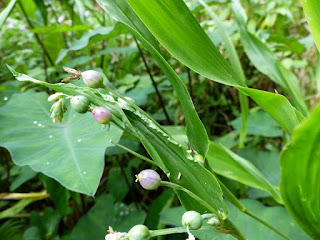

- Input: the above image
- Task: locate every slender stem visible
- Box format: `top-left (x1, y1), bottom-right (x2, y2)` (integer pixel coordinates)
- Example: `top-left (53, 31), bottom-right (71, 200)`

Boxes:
top-left (0, 191), bottom-right (49, 200)
top-left (134, 37), bottom-right (171, 124)
top-left (187, 67), bottom-right (194, 101)
top-left (48, 2), bottom-right (69, 48)
top-left (238, 92), bottom-right (248, 148)
top-left (218, 179), bottom-right (290, 240)
top-left (18, 1), bottom-right (54, 66)
top-left (244, 210), bottom-right (290, 240)
top-left (150, 226), bottom-right (214, 237)
top-left (100, 12), bottom-right (106, 69)
top-left (110, 140), bottom-right (157, 166)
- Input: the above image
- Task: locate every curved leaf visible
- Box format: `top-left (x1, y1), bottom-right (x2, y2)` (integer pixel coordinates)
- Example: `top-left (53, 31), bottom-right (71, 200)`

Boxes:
top-left (207, 141), bottom-right (282, 204)
top-left (302, 0), bottom-right (320, 51)
top-left (125, 0), bottom-right (304, 135)
top-left (0, 91), bottom-right (122, 196)
top-left (97, 0), bottom-right (209, 157)
top-left (0, 0), bottom-right (16, 29)
top-left (280, 104), bottom-right (320, 238)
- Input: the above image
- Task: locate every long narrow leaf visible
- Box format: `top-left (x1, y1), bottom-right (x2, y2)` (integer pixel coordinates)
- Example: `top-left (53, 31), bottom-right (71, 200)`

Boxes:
top-left (281, 104), bottom-right (320, 238)
top-left (302, 0), bottom-right (320, 51)
top-left (96, 0), bottom-right (209, 157)
top-left (0, 0), bottom-right (17, 29)
top-left (207, 141), bottom-right (282, 204)
top-left (126, 0), bottom-right (304, 134)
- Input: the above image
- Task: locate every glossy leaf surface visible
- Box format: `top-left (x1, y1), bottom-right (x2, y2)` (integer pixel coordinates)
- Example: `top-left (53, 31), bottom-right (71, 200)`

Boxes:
top-left (0, 0), bottom-right (16, 29)
top-left (281, 104), bottom-right (320, 238)
top-left (302, 0), bottom-right (320, 51)
top-left (0, 91), bottom-right (122, 196)
top-left (97, 0), bottom-right (209, 157)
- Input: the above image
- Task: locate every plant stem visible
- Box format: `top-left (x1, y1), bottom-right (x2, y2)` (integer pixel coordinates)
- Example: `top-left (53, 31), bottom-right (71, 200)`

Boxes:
top-left (218, 179), bottom-right (290, 240)
top-left (110, 140), bottom-right (157, 166)
top-left (100, 12), bottom-right (106, 69)
top-left (150, 226), bottom-right (213, 237)
top-left (18, 2), bottom-right (54, 66)
top-left (134, 37), bottom-right (171, 124)
top-left (0, 190), bottom-right (49, 200)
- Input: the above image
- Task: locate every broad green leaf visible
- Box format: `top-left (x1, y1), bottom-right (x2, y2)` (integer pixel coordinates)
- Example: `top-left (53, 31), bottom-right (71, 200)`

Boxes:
top-left (238, 87), bottom-right (302, 135)
top-left (230, 110), bottom-right (282, 137)
top-left (56, 24), bottom-right (127, 63)
top-left (280, 103), bottom-right (320, 238)
top-left (0, 91), bottom-right (123, 196)
top-left (237, 149), bottom-right (280, 199)
top-left (97, 0), bottom-right (209, 157)
top-left (160, 199), bottom-right (311, 240)
top-left (125, 111), bottom-right (228, 218)
top-left (126, 0), bottom-right (244, 87)
top-left (69, 194), bottom-right (146, 240)
top-left (231, 0), bottom-right (308, 116)
top-left (302, 0), bottom-right (320, 51)
top-left (0, 0), bottom-right (16, 29)
top-left (125, 0), bottom-right (304, 135)
top-left (207, 141), bottom-right (282, 204)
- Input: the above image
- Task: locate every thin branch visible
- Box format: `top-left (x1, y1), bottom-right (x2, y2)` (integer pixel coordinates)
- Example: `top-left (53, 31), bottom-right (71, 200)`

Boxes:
top-left (134, 37), bottom-right (172, 124)
top-left (187, 67), bottom-right (194, 101)
top-left (18, 1), bottom-right (54, 66)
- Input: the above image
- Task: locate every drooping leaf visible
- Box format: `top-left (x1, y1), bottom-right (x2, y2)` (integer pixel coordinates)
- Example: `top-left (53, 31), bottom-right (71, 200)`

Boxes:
top-left (32, 25), bottom-right (91, 34)
top-left (125, 111), bottom-right (228, 218)
top-left (0, 0), bottom-right (17, 29)
top-left (207, 141), bottom-right (282, 204)
top-left (125, 0), bottom-right (304, 135)
top-left (0, 90), bottom-right (123, 196)
top-left (69, 194), bottom-right (146, 240)
top-left (231, 0), bottom-right (308, 116)
top-left (97, 0), bottom-right (209, 157)
top-left (0, 199), bottom-right (34, 220)
top-left (302, 0), bottom-right (320, 51)
top-left (280, 103), bottom-right (320, 239)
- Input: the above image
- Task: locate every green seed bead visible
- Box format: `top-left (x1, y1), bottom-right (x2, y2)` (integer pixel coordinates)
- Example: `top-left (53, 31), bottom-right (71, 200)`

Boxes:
top-left (127, 225), bottom-right (150, 240)
top-left (182, 211), bottom-right (203, 230)
top-left (70, 96), bottom-right (90, 113)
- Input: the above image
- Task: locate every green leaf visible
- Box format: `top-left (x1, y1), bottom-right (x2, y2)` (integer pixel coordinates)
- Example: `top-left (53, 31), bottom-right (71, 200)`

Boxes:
top-left (125, 0), bottom-right (303, 135)
top-left (0, 0), bottom-right (17, 29)
top-left (126, 111), bottom-right (228, 218)
top-left (10, 166), bottom-right (37, 191)
top-left (160, 199), bottom-right (311, 240)
top-left (0, 199), bottom-right (34, 220)
top-left (0, 91), bottom-right (123, 196)
top-left (56, 24), bottom-right (127, 63)
top-left (207, 141), bottom-right (282, 204)
top-left (280, 103), bottom-right (320, 239)
top-left (97, 0), bottom-right (209, 157)
top-left (302, 0), bottom-right (320, 51)
top-left (230, 110), bottom-right (283, 137)
top-left (126, 0), bottom-right (244, 87)
top-left (69, 194), bottom-right (146, 240)
top-left (231, 0), bottom-right (308, 116)
top-left (32, 25), bottom-right (91, 34)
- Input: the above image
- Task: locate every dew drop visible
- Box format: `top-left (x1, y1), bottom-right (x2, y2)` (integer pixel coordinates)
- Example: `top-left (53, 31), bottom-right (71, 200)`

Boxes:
top-left (34, 121), bottom-right (38, 124)
top-left (49, 135), bottom-right (53, 138)
top-left (38, 123), bottom-right (42, 127)
top-left (83, 171), bottom-right (87, 174)
top-left (46, 162), bottom-right (50, 165)
top-left (77, 138), bottom-right (82, 142)
top-left (4, 97), bottom-right (8, 101)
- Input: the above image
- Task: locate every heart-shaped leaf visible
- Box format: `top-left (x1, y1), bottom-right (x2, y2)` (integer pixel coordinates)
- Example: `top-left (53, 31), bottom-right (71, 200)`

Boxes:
top-left (0, 91), bottom-right (122, 196)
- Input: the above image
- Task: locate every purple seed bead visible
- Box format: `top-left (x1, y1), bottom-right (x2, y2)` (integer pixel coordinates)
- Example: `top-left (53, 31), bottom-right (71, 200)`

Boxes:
top-left (92, 107), bottom-right (112, 124)
top-left (137, 169), bottom-right (161, 190)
